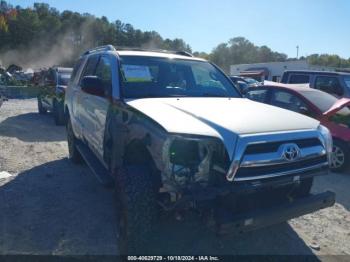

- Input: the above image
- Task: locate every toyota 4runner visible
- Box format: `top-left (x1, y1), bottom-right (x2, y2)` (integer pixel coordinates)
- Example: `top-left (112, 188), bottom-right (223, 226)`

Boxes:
top-left (64, 45), bottom-right (335, 254)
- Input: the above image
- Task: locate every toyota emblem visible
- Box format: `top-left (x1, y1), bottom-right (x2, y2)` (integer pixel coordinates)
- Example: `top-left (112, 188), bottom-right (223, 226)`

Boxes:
top-left (280, 143), bottom-right (300, 161)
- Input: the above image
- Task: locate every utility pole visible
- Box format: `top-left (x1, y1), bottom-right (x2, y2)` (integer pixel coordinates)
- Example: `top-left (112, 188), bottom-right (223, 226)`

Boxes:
top-left (296, 45), bottom-right (299, 59)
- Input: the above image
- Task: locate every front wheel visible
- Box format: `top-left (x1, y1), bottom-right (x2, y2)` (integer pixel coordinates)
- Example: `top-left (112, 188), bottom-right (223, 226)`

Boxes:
top-left (330, 140), bottom-right (349, 172)
top-left (115, 165), bottom-right (158, 255)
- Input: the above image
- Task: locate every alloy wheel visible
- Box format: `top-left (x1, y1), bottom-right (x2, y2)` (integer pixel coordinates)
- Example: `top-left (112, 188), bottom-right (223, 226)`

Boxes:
top-left (331, 145), bottom-right (345, 169)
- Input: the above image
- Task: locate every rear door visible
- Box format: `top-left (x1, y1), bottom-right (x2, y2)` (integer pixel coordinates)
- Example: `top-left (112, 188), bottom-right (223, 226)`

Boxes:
top-left (77, 55), bottom-right (100, 141)
top-left (67, 57), bottom-right (86, 140)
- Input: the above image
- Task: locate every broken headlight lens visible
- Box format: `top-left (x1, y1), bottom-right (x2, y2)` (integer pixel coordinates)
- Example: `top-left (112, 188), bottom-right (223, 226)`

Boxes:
top-left (162, 135), bottom-right (227, 186)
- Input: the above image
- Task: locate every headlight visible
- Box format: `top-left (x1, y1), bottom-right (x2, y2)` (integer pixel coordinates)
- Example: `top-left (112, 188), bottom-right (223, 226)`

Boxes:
top-left (162, 135), bottom-right (227, 186)
top-left (163, 135), bottom-right (214, 167)
top-left (318, 125), bottom-right (333, 162)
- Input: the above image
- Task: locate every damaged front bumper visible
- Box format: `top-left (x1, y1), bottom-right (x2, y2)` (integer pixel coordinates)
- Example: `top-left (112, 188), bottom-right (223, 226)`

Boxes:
top-left (216, 191), bottom-right (335, 235)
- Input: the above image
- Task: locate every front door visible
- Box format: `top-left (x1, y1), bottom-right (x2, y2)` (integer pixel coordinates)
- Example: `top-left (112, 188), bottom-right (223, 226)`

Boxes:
top-left (85, 55), bottom-right (113, 158)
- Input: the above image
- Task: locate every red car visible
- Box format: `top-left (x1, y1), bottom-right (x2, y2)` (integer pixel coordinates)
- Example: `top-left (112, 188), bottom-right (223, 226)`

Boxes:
top-left (246, 81), bottom-right (350, 172)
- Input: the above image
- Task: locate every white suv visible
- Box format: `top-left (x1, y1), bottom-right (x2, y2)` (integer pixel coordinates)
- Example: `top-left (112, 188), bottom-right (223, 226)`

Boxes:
top-left (64, 45), bottom-right (335, 254)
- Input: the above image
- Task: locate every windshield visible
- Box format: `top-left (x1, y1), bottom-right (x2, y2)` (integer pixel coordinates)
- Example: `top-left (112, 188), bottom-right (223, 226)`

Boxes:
top-left (119, 56), bottom-right (240, 98)
top-left (299, 89), bottom-right (350, 115)
top-left (344, 76), bottom-right (350, 88)
top-left (58, 74), bottom-right (71, 86)
top-left (299, 89), bottom-right (337, 112)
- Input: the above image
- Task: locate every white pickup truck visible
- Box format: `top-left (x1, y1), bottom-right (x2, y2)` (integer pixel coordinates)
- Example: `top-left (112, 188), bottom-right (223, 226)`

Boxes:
top-left (64, 45), bottom-right (335, 254)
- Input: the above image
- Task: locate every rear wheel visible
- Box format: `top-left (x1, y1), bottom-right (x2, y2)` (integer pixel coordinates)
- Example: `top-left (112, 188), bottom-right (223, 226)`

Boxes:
top-left (38, 97), bottom-right (47, 114)
top-left (66, 118), bottom-right (83, 164)
top-left (115, 165), bottom-right (158, 255)
top-left (330, 140), bottom-right (349, 172)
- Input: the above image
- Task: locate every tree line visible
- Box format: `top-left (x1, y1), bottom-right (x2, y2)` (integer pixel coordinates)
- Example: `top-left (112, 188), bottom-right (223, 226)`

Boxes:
top-left (1, 0), bottom-right (350, 71)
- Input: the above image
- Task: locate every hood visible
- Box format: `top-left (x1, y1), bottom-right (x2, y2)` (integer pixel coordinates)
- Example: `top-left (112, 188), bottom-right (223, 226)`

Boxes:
top-left (323, 98), bottom-right (350, 117)
top-left (126, 97), bottom-right (319, 138)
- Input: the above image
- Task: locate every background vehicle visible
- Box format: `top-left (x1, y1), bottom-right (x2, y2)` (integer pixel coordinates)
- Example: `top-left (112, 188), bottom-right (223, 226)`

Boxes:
top-left (246, 81), bottom-right (350, 172)
top-left (230, 76), bottom-right (261, 93)
top-left (281, 70), bottom-right (350, 98)
top-left (37, 67), bottom-right (72, 125)
top-left (65, 45), bottom-right (335, 254)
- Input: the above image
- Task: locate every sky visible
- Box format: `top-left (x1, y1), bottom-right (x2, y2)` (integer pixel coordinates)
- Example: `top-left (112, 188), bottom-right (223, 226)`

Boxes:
top-left (7, 0), bottom-right (350, 58)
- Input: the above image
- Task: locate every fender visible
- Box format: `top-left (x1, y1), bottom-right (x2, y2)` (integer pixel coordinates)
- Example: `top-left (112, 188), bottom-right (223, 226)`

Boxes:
top-left (103, 101), bottom-right (168, 173)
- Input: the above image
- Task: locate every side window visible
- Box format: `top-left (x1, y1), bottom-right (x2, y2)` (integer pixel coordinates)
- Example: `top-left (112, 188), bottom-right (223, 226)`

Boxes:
top-left (315, 76), bottom-right (343, 96)
top-left (270, 90), bottom-right (309, 114)
top-left (80, 55), bottom-right (99, 82)
top-left (245, 89), bottom-right (268, 103)
top-left (289, 74), bottom-right (310, 84)
top-left (95, 56), bottom-right (113, 96)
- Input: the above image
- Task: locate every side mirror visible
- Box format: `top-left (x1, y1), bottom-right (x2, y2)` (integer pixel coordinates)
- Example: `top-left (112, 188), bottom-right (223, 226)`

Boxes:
top-left (81, 76), bottom-right (105, 97)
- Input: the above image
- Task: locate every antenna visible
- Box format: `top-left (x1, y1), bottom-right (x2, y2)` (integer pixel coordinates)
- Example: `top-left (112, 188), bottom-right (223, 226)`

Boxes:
top-left (296, 45), bottom-right (299, 59)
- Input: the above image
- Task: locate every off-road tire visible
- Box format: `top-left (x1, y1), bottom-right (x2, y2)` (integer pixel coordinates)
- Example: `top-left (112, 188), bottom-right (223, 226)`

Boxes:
top-left (66, 118), bottom-right (83, 164)
top-left (330, 139), bottom-right (349, 172)
top-left (53, 99), bottom-right (65, 126)
top-left (115, 165), bottom-right (158, 255)
top-left (38, 97), bottom-right (47, 114)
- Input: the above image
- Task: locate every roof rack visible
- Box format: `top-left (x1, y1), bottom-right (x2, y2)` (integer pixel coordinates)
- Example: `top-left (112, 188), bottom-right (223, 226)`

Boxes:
top-left (83, 45), bottom-right (116, 55)
top-left (114, 46), bottom-right (193, 57)
top-left (83, 45), bottom-right (194, 58)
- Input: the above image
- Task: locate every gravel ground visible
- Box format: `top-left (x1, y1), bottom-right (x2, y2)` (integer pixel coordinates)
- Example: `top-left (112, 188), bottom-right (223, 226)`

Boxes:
top-left (0, 99), bottom-right (349, 259)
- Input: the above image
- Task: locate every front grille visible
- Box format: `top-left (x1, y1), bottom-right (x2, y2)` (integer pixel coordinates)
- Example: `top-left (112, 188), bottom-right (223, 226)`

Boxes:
top-left (244, 138), bottom-right (321, 155)
top-left (235, 155), bottom-right (327, 179)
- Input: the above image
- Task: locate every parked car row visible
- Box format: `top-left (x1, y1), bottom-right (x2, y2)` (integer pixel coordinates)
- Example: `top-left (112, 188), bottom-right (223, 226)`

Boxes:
top-left (50, 46), bottom-right (335, 254)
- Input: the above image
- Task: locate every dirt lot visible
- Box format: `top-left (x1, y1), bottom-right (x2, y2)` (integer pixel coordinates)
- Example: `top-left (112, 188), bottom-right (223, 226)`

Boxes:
top-left (0, 99), bottom-right (349, 258)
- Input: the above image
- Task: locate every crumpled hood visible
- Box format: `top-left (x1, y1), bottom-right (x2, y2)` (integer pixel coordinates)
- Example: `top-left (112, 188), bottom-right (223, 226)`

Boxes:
top-left (126, 98), bottom-right (320, 159)
top-left (126, 97), bottom-right (319, 137)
